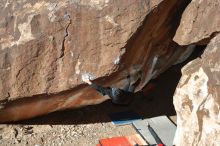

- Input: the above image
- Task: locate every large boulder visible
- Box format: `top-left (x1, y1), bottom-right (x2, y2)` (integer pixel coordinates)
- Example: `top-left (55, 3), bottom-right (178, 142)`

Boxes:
top-left (0, 0), bottom-right (190, 122)
top-left (173, 0), bottom-right (220, 145)
top-left (173, 34), bottom-right (220, 146)
top-left (173, 0), bottom-right (220, 45)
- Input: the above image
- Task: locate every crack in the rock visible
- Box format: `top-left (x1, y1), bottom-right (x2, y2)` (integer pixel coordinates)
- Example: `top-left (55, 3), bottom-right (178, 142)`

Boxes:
top-left (59, 12), bottom-right (72, 59)
top-left (45, 13), bottom-right (72, 92)
top-left (16, 59), bottom-right (35, 78)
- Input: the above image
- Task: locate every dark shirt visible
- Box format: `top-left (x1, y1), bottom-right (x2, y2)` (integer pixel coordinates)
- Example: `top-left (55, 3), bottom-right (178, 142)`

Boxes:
top-left (90, 83), bottom-right (134, 105)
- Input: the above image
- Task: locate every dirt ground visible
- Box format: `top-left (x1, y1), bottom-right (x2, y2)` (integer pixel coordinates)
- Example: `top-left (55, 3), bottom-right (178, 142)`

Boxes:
top-left (0, 60), bottom-right (186, 146)
top-left (0, 117), bottom-right (136, 146)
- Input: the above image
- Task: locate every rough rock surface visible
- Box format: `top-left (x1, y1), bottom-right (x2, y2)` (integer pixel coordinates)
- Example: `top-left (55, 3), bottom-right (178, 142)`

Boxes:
top-left (173, 34), bottom-right (220, 146)
top-left (0, 0), bottom-right (190, 122)
top-left (174, 0), bottom-right (220, 45)
top-left (173, 0), bottom-right (220, 145)
top-left (0, 0), bottom-right (153, 100)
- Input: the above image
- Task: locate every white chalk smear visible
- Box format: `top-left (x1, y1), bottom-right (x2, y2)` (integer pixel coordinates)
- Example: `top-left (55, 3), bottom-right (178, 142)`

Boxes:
top-left (81, 73), bottom-right (94, 81)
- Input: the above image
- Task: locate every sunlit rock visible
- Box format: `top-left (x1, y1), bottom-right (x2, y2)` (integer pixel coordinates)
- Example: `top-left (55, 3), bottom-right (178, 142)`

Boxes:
top-left (173, 34), bottom-right (220, 146)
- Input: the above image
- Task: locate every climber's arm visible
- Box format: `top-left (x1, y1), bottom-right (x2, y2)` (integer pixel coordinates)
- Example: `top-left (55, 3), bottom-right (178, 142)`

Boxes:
top-left (90, 83), bottom-right (109, 96)
top-left (82, 74), bottom-right (110, 96)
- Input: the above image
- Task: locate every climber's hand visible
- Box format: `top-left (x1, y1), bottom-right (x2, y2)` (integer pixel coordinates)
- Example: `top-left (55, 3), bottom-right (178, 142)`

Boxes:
top-left (82, 74), bottom-right (92, 85)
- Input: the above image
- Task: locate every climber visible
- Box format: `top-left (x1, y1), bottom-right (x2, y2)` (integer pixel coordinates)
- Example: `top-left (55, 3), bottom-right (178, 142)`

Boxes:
top-left (82, 71), bottom-right (146, 105)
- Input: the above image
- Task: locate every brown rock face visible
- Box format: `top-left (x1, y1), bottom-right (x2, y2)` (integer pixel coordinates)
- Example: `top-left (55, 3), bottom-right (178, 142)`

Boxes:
top-left (173, 35), bottom-right (220, 146)
top-left (0, 0), bottom-right (190, 122)
top-left (174, 0), bottom-right (220, 45)
top-left (1, 0), bottom-right (150, 100)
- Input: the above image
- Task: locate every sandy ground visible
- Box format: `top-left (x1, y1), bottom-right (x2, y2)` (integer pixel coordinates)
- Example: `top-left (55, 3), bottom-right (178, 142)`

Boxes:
top-left (0, 119), bottom-right (136, 146)
top-left (0, 62), bottom-right (184, 146)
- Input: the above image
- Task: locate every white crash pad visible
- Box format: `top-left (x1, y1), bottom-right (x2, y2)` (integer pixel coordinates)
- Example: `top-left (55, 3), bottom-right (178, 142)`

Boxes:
top-left (132, 115), bottom-right (176, 146)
